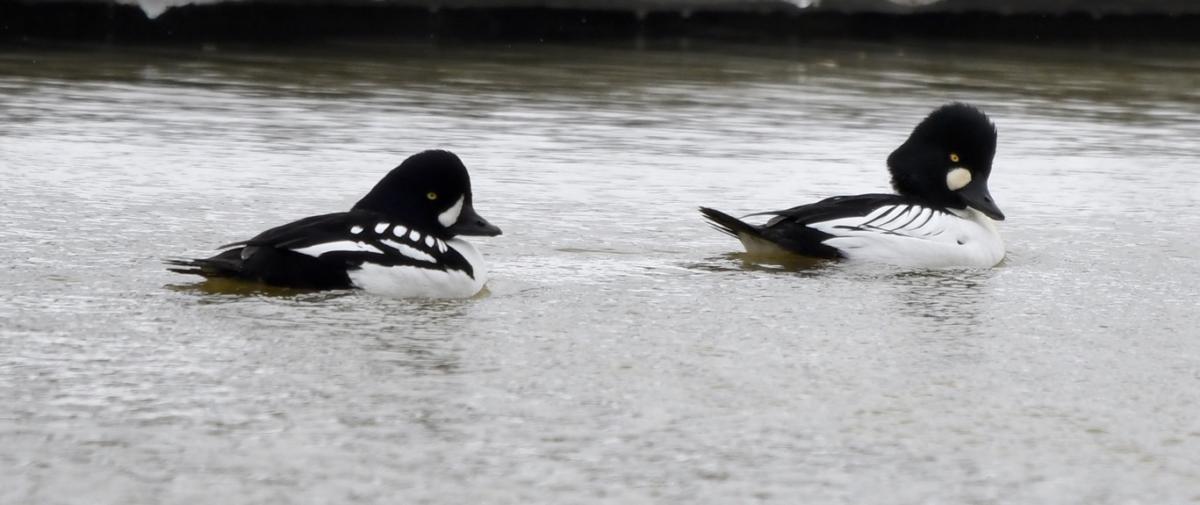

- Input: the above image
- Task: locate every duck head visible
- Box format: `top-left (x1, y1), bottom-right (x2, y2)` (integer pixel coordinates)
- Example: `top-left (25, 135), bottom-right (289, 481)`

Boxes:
top-left (887, 103), bottom-right (1005, 221)
top-left (353, 150), bottom-right (502, 237)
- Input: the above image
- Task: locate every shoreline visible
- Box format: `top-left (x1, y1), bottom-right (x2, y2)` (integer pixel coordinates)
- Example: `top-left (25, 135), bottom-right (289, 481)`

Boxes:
top-left (5, 1), bottom-right (1200, 43)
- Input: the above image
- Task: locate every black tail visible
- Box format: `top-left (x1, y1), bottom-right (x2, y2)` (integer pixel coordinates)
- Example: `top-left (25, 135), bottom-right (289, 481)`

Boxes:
top-left (167, 246), bottom-right (353, 289)
top-left (699, 206), bottom-right (764, 239)
top-left (165, 248), bottom-right (245, 278)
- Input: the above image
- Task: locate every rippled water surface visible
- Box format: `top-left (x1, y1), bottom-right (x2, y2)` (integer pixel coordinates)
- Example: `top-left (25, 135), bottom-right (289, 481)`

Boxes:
top-left (2, 39), bottom-right (1199, 504)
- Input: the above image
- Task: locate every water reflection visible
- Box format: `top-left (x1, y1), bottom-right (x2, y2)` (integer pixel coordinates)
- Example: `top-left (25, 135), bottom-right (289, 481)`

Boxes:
top-left (165, 278), bottom-right (351, 299)
top-left (686, 253), bottom-right (831, 273)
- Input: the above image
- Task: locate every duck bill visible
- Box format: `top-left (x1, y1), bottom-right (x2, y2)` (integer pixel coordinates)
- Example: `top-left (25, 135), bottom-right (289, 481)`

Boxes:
top-left (447, 203), bottom-right (502, 237)
top-left (958, 182), bottom-right (1005, 221)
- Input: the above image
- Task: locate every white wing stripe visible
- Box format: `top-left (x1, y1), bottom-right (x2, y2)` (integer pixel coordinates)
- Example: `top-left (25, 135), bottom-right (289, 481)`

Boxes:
top-left (875, 205), bottom-right (914, 230)
top-left (904, 207), bottom-right (931, 231)
top-left (379, 239), bottom-right (437, 263)
top-left (899, 206), bottom-right (925, 230)
top-left (812, 205), bottom-right (953, 240)
top-left (292, 240), bottom-right (384, 258)
top-left (912, 208), bottom-right (939, 233)
top-left (861, 205), bottom-right (900, 225)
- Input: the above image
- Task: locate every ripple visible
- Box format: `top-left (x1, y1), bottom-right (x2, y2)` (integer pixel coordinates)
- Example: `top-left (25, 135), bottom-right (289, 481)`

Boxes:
top-left (2, 39), bottom-right (1199, 505)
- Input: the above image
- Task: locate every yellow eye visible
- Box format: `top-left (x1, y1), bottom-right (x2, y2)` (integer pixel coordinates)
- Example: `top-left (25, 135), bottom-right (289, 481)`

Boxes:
top-left (426, 192), bottom-right (438, 200)
top-left (949, 153), bottom-right (960, 163)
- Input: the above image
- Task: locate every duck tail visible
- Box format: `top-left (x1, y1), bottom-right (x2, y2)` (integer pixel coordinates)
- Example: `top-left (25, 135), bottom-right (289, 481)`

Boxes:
top-left (165, 248), bottom-right (245, 278)
top-left (699, 206), bottom-right (764, 240)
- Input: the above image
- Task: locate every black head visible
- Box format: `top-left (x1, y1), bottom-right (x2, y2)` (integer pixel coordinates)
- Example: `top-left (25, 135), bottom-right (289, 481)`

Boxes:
top-left (352, 150), bottom-right (502, 237)
top-left (886, 103), bottom-right (1005, 220)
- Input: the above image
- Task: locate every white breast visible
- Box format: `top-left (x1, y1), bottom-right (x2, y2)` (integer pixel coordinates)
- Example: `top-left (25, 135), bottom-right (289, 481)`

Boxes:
top-left (347, 238), bottom-right (488, 299)
top-left (811, 206), bottom-right (1005, 268)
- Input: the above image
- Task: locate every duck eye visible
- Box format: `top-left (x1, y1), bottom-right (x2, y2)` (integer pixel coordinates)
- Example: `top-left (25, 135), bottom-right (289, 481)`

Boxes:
top-left (949, 153), bottom-right (960, 163)
top-left (426, 192), bottom-right (438, 200)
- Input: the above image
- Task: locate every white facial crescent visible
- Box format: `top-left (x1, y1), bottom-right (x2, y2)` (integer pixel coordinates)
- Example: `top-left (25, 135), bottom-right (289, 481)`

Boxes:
top-left (437, 195), bottom-right (465, 228)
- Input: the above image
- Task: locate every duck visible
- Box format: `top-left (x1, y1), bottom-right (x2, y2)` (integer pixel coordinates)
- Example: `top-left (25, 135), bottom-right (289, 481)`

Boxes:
top-left (167, 150), bottom-right (501, 298)
top-left (700, 103), bottom-right (1005, 269)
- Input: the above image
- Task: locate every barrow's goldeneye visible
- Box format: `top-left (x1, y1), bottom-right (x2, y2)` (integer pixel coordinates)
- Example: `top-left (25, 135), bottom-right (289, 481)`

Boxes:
top-left (168, 150), bottom-right (501, 298)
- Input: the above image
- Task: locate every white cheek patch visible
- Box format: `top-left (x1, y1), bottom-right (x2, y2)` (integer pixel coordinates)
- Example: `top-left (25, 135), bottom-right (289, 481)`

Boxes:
top-left (437, 195), bottom-right (465, 228)
top-left (946, 167), bottom-right (973, 191)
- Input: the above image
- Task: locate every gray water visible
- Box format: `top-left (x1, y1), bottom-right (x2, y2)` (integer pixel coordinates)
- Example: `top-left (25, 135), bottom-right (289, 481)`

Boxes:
top-left (2, 39), bottom-right (1199, 504)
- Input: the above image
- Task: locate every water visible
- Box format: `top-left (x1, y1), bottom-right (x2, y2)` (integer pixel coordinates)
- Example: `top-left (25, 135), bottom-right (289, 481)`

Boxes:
top-left (2, 39), bottom-right (1199, 504)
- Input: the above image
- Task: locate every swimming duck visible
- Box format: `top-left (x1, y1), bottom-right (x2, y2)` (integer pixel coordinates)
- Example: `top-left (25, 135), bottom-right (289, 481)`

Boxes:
top-left (168, 150), bottom-right (501, 298)
top-left (701, 103), bottom-right (1005, 268)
